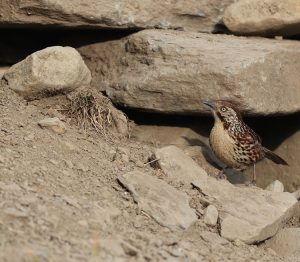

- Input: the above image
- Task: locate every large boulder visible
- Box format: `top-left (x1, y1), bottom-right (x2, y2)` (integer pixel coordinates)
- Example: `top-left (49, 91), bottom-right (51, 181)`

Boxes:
top-left (153, 146), bottom-right (298, 244)
top-left (79, 30), bottom-right (300, 115)
top-left (1, 46), bottom-right (91, 100)
top-left (223, 0), bottom-right (300, 36)
top-left (0, 0), bottom-right (234, 33)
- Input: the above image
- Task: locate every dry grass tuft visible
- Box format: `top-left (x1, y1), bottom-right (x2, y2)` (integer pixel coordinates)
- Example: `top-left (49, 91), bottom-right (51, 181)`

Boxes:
top-left (65, 88), bottom-right (116, 140)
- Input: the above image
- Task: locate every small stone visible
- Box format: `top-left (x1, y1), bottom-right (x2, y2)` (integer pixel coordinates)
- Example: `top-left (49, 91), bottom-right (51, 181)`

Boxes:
top-left (61, 141), bottom-right (77, 151)
top-left (62, 195), bottom-right (81, 209)
top-left (117, 147), bottom-right (129, 155)
top-left (18, 122), bottom-right (26, 127)
top-left (36, 205), bottom-right (48, 216)
top-left (19, 195), bottom-right (38, 206)
top-left (234, 239), bottom-right (244, 247)
top-left (64, 160), bottom-right (74, 169)
top-left (0, 182), bottom-right (21, 192)
top-left (76, 163), bottom-right (89, 172)
top-left (203, 205), bottom-right (218, 226)
top-left (4, 207), bottom-right (28, 218)
top-left (46, 108), bottom-right (66, 120)
top-left (134, 159), bottom-right (144, 168)
top-left (98, 237), bottom-right (125, 257)
top-left (77, 220), bottom-right (89, 227)
top-left (0, 155), bottom-right (5, 163)
top-left (38, 117), bottom-right (66, 134)
top-left (265, 180), bottom-right (284, 193)
top-left (49, 159), bottom-right (59, 166)
top-left (133, 216), bottom-right (144, 228)
top-left (200, 231), bottom-right (229, 246)
top-left (151, 239), bottom-right (163, 247)
top-left (120, 241), bottom-right (138, 256)
top-left (62, 170), bottom-right (74, 177)
top-left (40, 166), bottom-right (47, 172)
top-left (121, 154), bottom-right (129, 163)
top-left (118, 147), bottom-right (130, 162)
top-left (24, 133), bottom-right (35, 141)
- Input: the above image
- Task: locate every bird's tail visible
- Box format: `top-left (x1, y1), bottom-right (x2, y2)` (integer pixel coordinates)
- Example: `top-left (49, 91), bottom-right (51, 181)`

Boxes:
top-left (263, 147), bottom-right (288, 165)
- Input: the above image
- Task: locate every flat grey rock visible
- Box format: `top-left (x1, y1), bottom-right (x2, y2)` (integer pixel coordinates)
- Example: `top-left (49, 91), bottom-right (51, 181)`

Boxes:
top-left (154, 145), bottom-right (298, 244)
top-left (118, 171), bottom-right (197, 230)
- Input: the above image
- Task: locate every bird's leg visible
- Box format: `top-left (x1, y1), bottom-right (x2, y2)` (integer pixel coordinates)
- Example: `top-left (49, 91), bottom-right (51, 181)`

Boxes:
top-left (217, 167), bottom-right (227, 180)
top-left (252, 163), bottom-right (256, 186)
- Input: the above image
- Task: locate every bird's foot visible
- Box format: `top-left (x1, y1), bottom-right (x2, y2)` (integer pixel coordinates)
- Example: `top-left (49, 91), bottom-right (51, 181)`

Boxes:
top-left (216, 170), bottom-right (227, 180)
top-left (245, 180), bottom-right (256, 187)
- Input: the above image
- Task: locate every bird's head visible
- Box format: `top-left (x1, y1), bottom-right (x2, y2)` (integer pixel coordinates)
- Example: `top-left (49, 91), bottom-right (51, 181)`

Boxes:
top-left (203, 100), bottom-right (242, 124)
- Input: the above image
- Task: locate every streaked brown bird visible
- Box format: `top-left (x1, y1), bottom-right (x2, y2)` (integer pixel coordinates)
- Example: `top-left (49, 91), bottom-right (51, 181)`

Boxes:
top-left (204, 100), bottom-right (287, 185)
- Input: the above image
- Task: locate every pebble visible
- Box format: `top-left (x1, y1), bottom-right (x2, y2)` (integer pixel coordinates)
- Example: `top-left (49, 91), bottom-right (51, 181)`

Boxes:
top-left (121, 241), bottom-right (139, 256)
top-left (38, 117), bottom-right (66, 134)
top-left (234, 239), bottom-right (244, 247)
top-left (61, 141), bottom-right (77, 151)
top-left (40, 166), bottom-right (48, 172)
top-left (133, 216), bottom-right (144, 228)
top-left (0, 154), bottom-right (5, 163)
top-left (265, 180), bottom-right (284, 192)
top-left (24, 133), bottom-right (35, 141)
top-left (62, 170), bottom-right (74, 177)
top-left (64, 160), bottom-right (74, 169)
top-left (0, 182), bottom-right (21, 192)
top-left (121, 154), bottom-right (129, 163)
top-left (49, 159), bottom-right (59, 166)
top-left (76, 163), bottom-right (89, 172)
top-left (118, 147), bottom-right (130, 162)
top-left (4, 207), bottom-right (28, 218)
top-left (62, 195), bottom-right (81, 209)
top-left (77, 220), bottom-right (89, 227)
top-left (167, 247), bottom-right (184, 257)
top-left (46, 108), bottom-right (66, 120)
top-left (203, 205), bottom-right (218, 226)
top-left (117, 147), bottom-right (129, 155)
top-left (19, 195), bottom-right (38, 206)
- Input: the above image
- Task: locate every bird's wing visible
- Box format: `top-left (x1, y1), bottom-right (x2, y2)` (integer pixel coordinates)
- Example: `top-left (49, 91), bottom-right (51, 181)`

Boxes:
top-left (243, 124), bottom-right (262, 144)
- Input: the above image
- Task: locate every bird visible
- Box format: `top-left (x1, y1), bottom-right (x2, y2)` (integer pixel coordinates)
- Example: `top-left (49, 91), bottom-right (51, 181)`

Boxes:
top-left (203, 100), bottom-right (287, 185)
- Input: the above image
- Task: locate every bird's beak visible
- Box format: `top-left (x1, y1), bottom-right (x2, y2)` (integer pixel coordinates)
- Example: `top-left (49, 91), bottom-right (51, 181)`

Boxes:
top-left (203, 100), bottom-right (215, 110)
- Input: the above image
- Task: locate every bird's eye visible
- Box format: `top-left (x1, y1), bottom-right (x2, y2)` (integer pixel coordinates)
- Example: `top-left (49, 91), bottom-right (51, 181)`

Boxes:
top-left (221, 107), bottom-right (227, 112)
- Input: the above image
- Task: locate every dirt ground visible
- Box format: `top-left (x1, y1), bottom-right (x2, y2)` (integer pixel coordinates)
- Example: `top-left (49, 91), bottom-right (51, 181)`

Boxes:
top-left (0, 85), bottom-right (291, 261)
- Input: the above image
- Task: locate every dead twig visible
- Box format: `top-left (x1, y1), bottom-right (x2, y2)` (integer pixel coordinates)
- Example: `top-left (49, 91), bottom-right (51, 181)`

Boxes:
top-left (144, 158), bottom-right (160, 166)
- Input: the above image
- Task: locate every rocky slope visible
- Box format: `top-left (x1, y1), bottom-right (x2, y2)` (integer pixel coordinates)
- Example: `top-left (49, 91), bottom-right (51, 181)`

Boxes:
top-left (0, 0), bottom-right (300, 261)
top-left (0, 84), bottom-right (296, 262)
